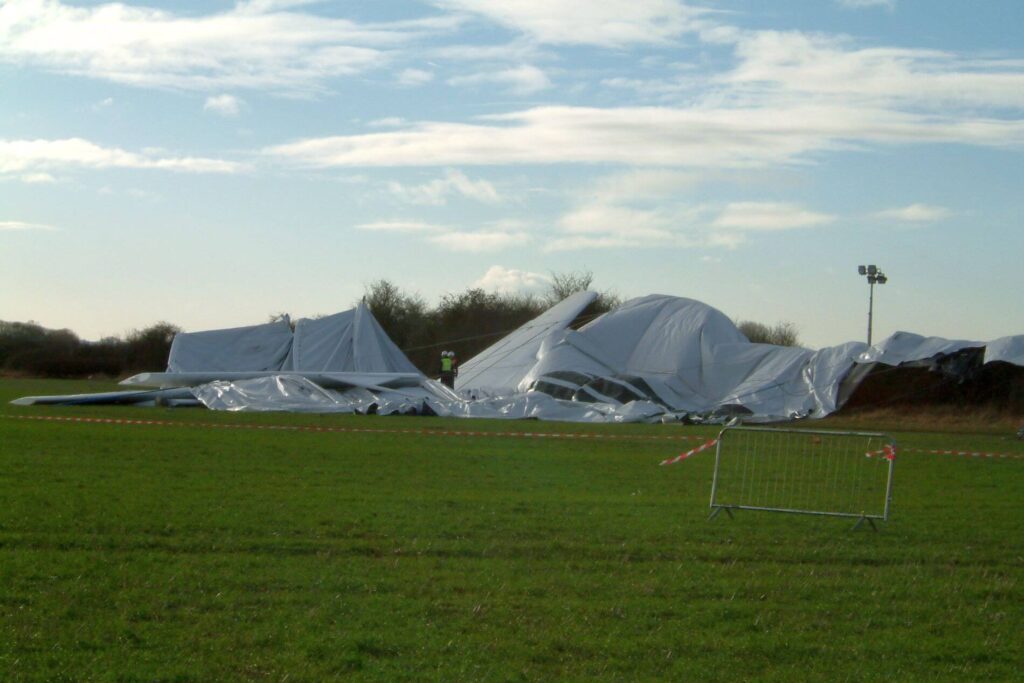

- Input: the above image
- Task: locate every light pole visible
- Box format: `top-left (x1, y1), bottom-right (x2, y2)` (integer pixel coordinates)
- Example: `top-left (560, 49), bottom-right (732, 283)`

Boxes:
top-left (857, 265), bottom-right (888, 346)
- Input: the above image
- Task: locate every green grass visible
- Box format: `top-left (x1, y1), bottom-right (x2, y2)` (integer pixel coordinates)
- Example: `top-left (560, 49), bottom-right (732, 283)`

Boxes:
top-left (1, 377), bottom-right (1022, 681)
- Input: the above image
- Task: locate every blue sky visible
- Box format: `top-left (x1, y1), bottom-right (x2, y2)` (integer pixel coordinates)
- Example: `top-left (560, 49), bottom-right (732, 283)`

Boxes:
top-left (2, 0), bottom-right (1022, 348)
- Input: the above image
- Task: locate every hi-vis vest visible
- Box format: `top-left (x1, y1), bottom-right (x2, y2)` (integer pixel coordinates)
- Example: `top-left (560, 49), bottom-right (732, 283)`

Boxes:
top-left (441, 357), bottom-right (453, 372)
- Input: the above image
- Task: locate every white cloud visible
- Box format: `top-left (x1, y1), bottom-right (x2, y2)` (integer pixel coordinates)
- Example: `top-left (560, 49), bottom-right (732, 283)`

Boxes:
top-left (238, 1), bottom-right (325, 11)
top-left (0, 220), bottom-right (57, 231)
top-left (18, 172), bottom-right (57, 183)
top-left (204, 94), bottom-right (244, 116)
top-left (260, 27), bottom-right (1023, 171)
top-left (432, 0), bottom-right (704, 47)
top-left (265, 103), bottom-right (1024, 170)
top-left (559, 204), bottom-right (676, 239)
top-left (473, 265), bottom-right (550, 293)
top-left (430, 38), bottom-right (545, 63)
top-left (545, 234), bottom-right (654, 252)
top-left (611, 26), bottom-right (1024, 116)
top-left (546, 172), bottom-right (836, 252)
top-left (388, 169), bottom-right (501, 205)
top-left (0, 138), bottom-right (245, 176)
top-left (583, 169), bottom-right (700, 203)
top-left (0, 0), bottom-right (444, 95)
top-left (874, 203), bottom-right (951, 222)
top-left (428, 230), bottom-right (530, 252)
top-left (712, 202), bottom-right (835, 230)
top-left (448, 64), bottom-right (552, 94)
top-left (367, 117), bottom-right (408, 128)
top-left (724, 30), bottom-right (1024, 110)
top-left (397, 68), bottom-right (435, 86)
top-left (355, 220), bottom-right (446, 233)
top-left (546, 198), bottom-right (707, 252)
top-left (704, 231), bottom-right (745, 249)
top-left (357, 219), bottom-right (529, 253)
top-left (837, 0), bottom-right (895, 9)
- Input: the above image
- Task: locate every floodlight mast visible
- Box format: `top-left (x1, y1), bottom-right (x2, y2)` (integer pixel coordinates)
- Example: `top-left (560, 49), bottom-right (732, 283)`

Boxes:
top-left (858, 265), bottom-right (889, 346)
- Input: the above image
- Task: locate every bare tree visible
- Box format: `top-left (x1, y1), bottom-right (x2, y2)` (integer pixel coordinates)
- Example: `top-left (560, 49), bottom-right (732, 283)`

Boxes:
top-left (361, 279), bottom-right (429, 353)
top-left (737, 320), bottom-right (801, 347)
top-left (544, 270), bottom-right (622, 319)
top-left (545, 271), bottom-right (595, 305)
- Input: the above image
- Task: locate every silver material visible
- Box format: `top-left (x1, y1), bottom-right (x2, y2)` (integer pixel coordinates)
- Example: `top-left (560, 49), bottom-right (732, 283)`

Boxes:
top-left (710, 426), bottom-right (896, 526)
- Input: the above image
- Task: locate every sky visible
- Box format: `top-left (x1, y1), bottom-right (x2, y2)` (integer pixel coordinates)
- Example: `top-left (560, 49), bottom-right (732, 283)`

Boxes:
top-left (1, 0), bottom-right (1022, 349)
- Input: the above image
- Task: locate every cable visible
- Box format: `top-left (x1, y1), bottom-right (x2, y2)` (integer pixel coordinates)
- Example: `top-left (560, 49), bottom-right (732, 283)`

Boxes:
top-left (396, 310), bottom-right (606, 355)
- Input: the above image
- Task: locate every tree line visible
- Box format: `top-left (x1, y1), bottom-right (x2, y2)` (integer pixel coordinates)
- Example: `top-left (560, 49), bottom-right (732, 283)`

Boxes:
top-left (0, 320), bottom-right (180, 378)
top-left (1, 272), bottom-right (800, 378)
top-left (359, 272), bottom-right (624, 372)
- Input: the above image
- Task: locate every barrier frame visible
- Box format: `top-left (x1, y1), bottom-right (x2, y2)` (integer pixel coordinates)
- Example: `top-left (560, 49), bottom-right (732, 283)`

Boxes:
top-left (709, 426), bottom-right (896, 529)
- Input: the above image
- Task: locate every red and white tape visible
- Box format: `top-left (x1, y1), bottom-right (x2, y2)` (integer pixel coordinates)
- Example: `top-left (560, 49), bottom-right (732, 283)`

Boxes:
top-left (660, 438), bottom-right (719, 466)
top-left (6, 414), bottom-right (1023, 461)
top-left (0, 413), bottom-right (708, 443)
top-left (864, 445), bottom-right (898, 460)
top-left (867, 445), bottom-right (1024, 460)
top-left (902, 447), bottom-right (1024, 461)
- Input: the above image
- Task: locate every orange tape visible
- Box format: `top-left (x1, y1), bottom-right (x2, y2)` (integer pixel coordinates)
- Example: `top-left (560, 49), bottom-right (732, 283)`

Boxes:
top-left (0, 413), bottom-right (707, 443)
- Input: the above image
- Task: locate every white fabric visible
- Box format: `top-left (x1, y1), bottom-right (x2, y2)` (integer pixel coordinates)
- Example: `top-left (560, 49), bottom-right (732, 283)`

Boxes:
top-left (167, 318), bottom-right (294, 372)
top-left (456, 290), bottom-right (597, 396)
top-left (195, 375), bottom-right (354, 412)
top-left (284, 303), bottom-right (420, 373)
top-left (190, 375), bottom-right (671, 422)
top-left (983, 335), bottom-right (1024, 365)
top-left (24, 293), bottom-right (1024, 423)
top-left (121, 370), bottom-right (423, 390)
top-left (857, 331), bottom-right (984, 365)
top-left (284, 309), bottom-right (355, 371)
top-left (455, 294), bottom-right (1024, 423)
top-left (193, 375), bottom-right (458, 416)
top-left (165, 303), bottom-right (420, 375)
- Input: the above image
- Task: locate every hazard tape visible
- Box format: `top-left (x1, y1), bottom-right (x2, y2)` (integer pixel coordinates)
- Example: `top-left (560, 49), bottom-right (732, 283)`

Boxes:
top-left (0, 413), bottom-right (708, 443)
top-left (660, 438), bottom-right (719, 465)
top-left (901, 447), bottom-right (1024, 461)
top-left (867, 446), bottom-right (1024, 460)
top-left (660, 440), bottom-right (1020, 465)
top-left (864, 444), bottom-right (898, 461)
top-left (6, 414), bottom-right (1023, 461)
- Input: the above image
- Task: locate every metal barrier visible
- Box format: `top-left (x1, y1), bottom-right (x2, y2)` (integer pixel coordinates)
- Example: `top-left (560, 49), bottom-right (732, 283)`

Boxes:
top-left (709, 426), bottom-right (896, 529)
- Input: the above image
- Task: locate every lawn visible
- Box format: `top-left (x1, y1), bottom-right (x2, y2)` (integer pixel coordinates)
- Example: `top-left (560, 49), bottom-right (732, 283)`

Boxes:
top-left (1, 377), bottom-right (1022, 681)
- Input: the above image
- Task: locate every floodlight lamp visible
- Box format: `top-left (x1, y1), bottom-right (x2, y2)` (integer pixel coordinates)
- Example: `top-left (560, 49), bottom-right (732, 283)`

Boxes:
top-left (858, 265), bottom-right (867, 275)
top-left (876, 274), bottom-right (887, 284)
top-left (867, 265), bottom-right (877, 275)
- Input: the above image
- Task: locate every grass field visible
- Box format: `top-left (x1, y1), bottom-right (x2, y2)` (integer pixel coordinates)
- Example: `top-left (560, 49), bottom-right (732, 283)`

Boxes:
top-left (1, 377), bottom-right (1022, 681)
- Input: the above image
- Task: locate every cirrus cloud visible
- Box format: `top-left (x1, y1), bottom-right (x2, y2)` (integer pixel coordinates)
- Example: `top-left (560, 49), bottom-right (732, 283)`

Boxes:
top-left (204, 94), bottom-right (244, 117)
top-left (0, 0), bottom-right (451, 95)
top-left (265, 104), bottom-right (1024, 170)
top-left (0, 220), bottom-right (57, 231)
top-left (388, 169), bottom-right (501, 205)
top-left (873, 203), bottom-right (951, 222)
top-left (0, 137), bottom-right (246, 176)
top-left (711, 202), bottom-right (836, 231)
top-left (837, 0), bottom-right (895, 9)
top-left (431, 0), bottom-right (705, 47)
top-left (355, 220), bottom-right (447, 233)
top-left (356, 220), bottom-right (529, 253)
top-left (724, 30), bottom-right (1024, 111)
top-left (447, 64), bottom-right (552, 94)
top-left (428, 229), bottom-right (530, 252)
